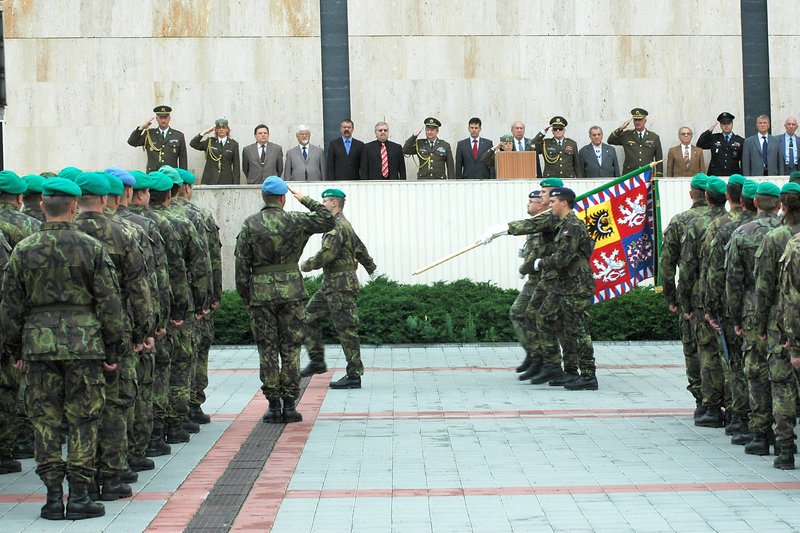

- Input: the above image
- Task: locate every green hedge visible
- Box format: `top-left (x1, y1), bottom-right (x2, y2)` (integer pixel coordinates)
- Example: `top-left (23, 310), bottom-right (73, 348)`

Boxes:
top-left (214, 278), bottom-right (678, 345)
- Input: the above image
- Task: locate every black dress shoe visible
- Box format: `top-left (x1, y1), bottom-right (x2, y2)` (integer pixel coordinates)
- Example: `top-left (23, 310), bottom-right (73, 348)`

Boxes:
top-left (530, 364), bottom-right (563, 385)
top-left (300, 361), bottom-right (327, 378)
top-left (564, 375), bottom-right (599, 391)
top-left (329, 375), bottom-right (362, 389)
top-left (549, 371), bottom-right (579, 386)
top-left (189, 405), bottom-right (211, 424)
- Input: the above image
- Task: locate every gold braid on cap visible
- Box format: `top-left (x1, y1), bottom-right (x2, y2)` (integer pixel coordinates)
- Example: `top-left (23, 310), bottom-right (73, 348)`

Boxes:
top-left (144, 129), bottom-right (164, 163)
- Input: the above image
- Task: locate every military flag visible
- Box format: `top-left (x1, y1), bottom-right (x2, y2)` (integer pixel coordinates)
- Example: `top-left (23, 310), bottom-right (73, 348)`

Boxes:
top-left (574, 164), bottom-right (660, 303)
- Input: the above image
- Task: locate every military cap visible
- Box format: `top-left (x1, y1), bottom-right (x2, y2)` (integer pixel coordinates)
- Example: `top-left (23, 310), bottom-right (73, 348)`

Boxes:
top-left (782, 182), bottom-right (800, 195)
top-left (22, 174), bottom-right (44, 194)
top-left (215, 118), bottom-right (229, 127)
top-left (131, 171), bottom-right (151, 191)
top-left (706, 176), bottom-right (726, 196)
top-left (153, 105), bottom-right (172, 116)
top-left (549, 187), bottom-right (576, 202)
top-left (322, 188), bottom-right (346, 199)
top-left (159, 165), bottom-right (183, 186)
top-left (690, 173), bottom-right (708, 190)
top-left (756, 182), bottom-right (780, 198)
top-left (148, 171), bottom-right (174, 192)
top-left (58, 166), bottom-right (83, 181)
top-left (424, 117), bottom-right (442, 128)
top-left (717, 112), bottom-right (735, 124)
top-left (176, 168), bottom-right (196, 185)
top-left (104, 167), bottom-right (136, 187)
top-left (0, 170), bottom-right (27, 194)
top-left (549, 116), bottom-right (568, 128)
top-left (631, 108), bottom-right (649, 119)
top-left (540, 177), bottom-right (564, 187)
top-left (75, 172), bottom-right (111, 196)
top-left (104, 173), bottom-right (125, 197)
top-left (40, 171), bottom-right (57, 178)
top-left (529, 189), bottom-right (542, 199)
top-left (499, 134), bottom-right (514, 142)
top-left (261, 175), bottom-right (289, 195)
top-left (727, 174), bottom-right (746, 187)
top-left (790, 171), bottom-right (800, 183)
top-left (42, 177), bottom-right (82, 197)
top-left (742, 181), bottom-right (759, 200)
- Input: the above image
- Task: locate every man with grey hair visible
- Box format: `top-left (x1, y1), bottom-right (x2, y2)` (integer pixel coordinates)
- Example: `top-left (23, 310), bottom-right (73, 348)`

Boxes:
top-left (511, 121), bottom-right (533, 152)
top-left (361, 122), bottom-right (406, 179)
top-left (666, 127), bottom-right (705, 177)
top-left (742, 115), bottom-right (780, 176)
top-left (578, 126), bottom-right (619, 178)
top-left (283, 125), bottom-right (326, 181)
top-left (778, 116), bottom-right (799, 174)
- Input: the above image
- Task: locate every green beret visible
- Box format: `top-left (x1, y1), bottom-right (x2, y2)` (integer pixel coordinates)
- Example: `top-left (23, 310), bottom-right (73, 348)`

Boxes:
top-left (540, 177), bottom-right (564, 187)
top-left (322, 188), bottom-right (345, 199)
top-left (690, 173), bottom-right (708, 190)
top-left (728, 174), bottom-right (746, 187)
top-left (159, 165), bottom-right (182, 186)
top-left (706, 176), bottom-right (726, 196)
top-left (58, 167), bottom-right (83, 182)
top-left (75, 172), bottom-right (110, 196)
top-left (131, 171), bottom-right (150, 191)
top-left (148, 171), bottom-right (174, 192)
top-left (756, 182), bottom-right (780, 198)
top-left (782, 182), bottom-right (800, 195)
top-left (22, 174), bottom-right (44, 194)
top-left (742, 181), bottom-right (759, 200)
top-left (104, 172), bottom-right (125, 197)
top-left (0, 170), bottom-right (28, 194)
top-left (499, 134), bottom-right (513, 142)
top-left (790, 171), bottom-right (800, 183)
top-left (176, 168), bottom-right (196, 185)
top-left (42, 177), bottom-right (82, 197)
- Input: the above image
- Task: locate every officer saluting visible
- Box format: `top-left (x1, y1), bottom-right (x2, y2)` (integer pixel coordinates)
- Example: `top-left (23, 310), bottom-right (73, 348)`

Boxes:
top-left (608, 108), bottom-right (664, 176)
top-left (531, 116), bottom-right (584, 179)
top-left (696, 112), bottom-right (744, 177)
top-left (127, 105), bottom-right (188, 172)
top-left (403, 117), bottom-right (455, 179)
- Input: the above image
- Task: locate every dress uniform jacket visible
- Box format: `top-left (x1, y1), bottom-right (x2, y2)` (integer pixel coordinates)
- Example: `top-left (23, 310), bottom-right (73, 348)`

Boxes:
top-left (190, 135), bottom-right (241, 185)
top-left (607, 129), bottom-right (664, 176)
top-left (531, 133), bottom-right (584, 179)
top-left (696, 131), bottom-right (744, 176)
top-left (402, 136), bottom-right (455, 179)
top-left (128, 127), bottom-right (188, 172)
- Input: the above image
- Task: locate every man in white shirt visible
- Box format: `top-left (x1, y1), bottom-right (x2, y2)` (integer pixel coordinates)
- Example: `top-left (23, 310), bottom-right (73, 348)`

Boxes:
top-left (578, 126), bottom-right (620, 178)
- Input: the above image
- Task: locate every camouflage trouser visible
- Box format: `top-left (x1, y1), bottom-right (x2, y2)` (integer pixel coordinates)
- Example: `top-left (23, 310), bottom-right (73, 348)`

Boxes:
top-left (190, 317), bottom-right (214, 408)
top-left (0, 360), bottom-right (19, 457)
top-left (152, 335), bottom-right (172, 434)
top-left (97, 356), bottom-right (136, 477)
top-left (251, 302), bottom-right (304, 400)
top-left (25, 360), bottom-right (106, 485)
top-left (128, 352), bottom-right (154, 459)
top-left (305, 290), bottom-right (363, 378)
top-left (693, 315), bottom-right (725, 407)
top-left (537, 293), bottom-right (594, 376)
top-left (510, 280), bottom-right (536, 359)
top-left (524, 285), bottom-right (560, 368)
top-left (679, 314), bottom-right (702, 403)
top-left (725, 323), bottom-right (748, 416)
top-left (167, 320), bottom-right (195, 428)
top-left (768, 339), bottom-right (799, 444)
top-left (743, 332), bottom-right (773, 434)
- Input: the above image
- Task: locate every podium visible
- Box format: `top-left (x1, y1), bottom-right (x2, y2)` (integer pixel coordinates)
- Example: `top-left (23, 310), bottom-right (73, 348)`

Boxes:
top-left (496, 151), bottom-right (537, 180)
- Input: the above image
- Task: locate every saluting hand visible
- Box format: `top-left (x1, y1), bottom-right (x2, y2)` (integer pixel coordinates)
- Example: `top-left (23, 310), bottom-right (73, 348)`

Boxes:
top-left (709, 121), bottom-right (719, 132)
top-left (619, 119), bottom-right (631, 130)
top-left (202, 126), bottom-right (216, 136)
top-left (414, 128), bottom-right (422, 137)
top-left (140, 116), bottom-right (154, 130)
top-left (288, 186), bottom-right (305, 202)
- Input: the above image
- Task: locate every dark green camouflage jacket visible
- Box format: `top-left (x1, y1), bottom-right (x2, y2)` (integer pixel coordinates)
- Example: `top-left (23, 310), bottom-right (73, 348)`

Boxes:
top-left (659, 200), bottom-right (707, 308)
top-left (0, 232), bottom-right (10, 266)
top-left (235, 196), bottom-right (335, 306)
top-left (21, 203), bottom-right (46, 224)
top-left (698, 211), bottom-right (734, 317)
top-left (538, 212), bottom-right (594, 297)
top-left (780, 234), bottom-right (800, 356)
top-left (0, 202), bottom-right (42, 248)
top-left (170, 197), bottom-right (215, 305)
top-left (677, 205), bottom-right (726, 315)
top-left (703, 209), bottom-right (756, 318)
top-left (753, 222), bottom-right (800, 338)
top-left (509, 217), bottom-right (557, 284)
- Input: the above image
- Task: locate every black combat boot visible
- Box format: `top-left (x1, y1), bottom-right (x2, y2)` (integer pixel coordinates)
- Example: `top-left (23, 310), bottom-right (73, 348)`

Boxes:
top-left (744, 432), bottom-right (770, 455)
top-left (731, 427), bottom-right (753, 445)
top-left (100, 475), bottom-right (133, 501)
top-left (88, 476), bottom-right (101, 501)
top-left (693, 400), bottom-right (707, 420)
top-left (66, 479), bottom-right (105, 520)
top-left (145, 429), bottom-right (172, 457)
top-left (128, 455), bottom-right (155, 472)
top-left (119, 467), bottom-right (138, 484)
top-left (530, 364), bottom-right (563, 385)
top-left (40, 484), bottom-right (64, 520)
top-left (329, 375), bottom-right (361, 389)
top-left (165, 425), bottom-right (191, 444)
top-left (725, 414), bottom-right (743, 436)
top-left (516, 355), bottom-right (533, 374)
top-left (564, 375), bottom-right (599, 391)
top-left (282, 398), bottom-right (303, 423)
top-left (518, 362), bottom-right (542, 381)
top-left (189, 404), bottom-right (211, 424)
top-left (13, 434), bottom-right (35, 459)
top-left (183, 418), bottom-right (200, 434)
top-left (0, 455), bottom-right (22, 474)
top-left (262, 398), bottom-right (283, 424)
top-left (549, 371), bottom-right (579, 386)
top-left (300, 360), bottom-right (327, 378)
top-left (695, 405), bottom-right (724, 428)
top-left (774, 441), bottom-right (796, 470)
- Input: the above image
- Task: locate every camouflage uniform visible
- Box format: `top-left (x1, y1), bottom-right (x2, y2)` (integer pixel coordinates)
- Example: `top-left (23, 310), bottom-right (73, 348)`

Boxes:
top-left (302, 212), bottom-right (376, 378)
top-left (235, 196), bottom-right (335, 401)
top-left (660, 199), bottom-right (707, 404)
top-left (21, 202), bottom-right (46, 224)
top-left (0, 221), bottom-right (124, 486)
top-left (0, 234), bottom-right (17, 468)
top-left (726, 212), bottom-right (782, 435)
top-left (678, 205), bottom-right (727, 409)
top-left (0, 202), bottom-right (42, 247)
top-left (755, 223), bottom-right (800, 449)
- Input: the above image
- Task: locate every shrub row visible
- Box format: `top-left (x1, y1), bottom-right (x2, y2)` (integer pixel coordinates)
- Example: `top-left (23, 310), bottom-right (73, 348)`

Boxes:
top-left (213, 278), bottom-right (679, 345)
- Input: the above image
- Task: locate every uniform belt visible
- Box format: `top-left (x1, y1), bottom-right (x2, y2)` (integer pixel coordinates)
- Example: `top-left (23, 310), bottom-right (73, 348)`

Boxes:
top-left (323, 264), bottom-right (356, 274)
top-left (29, 304), bottom-right (93, 313)
top-left (252, 263), bottom-right (299, 274)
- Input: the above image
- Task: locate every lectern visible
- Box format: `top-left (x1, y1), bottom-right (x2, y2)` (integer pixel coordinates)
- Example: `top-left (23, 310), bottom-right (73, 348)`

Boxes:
top-left (496, 151), bottom-right (537, 179)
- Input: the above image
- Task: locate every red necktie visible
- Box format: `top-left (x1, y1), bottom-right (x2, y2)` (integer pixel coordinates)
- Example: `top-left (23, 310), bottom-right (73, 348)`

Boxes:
top-left (472, 139), bottom-right (478, 159)
top-left (380, 143), bottom-right (389, 178)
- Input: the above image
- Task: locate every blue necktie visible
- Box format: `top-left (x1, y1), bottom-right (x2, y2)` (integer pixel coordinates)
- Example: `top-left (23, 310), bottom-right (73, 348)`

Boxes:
top-left (345, 139), bottom-right (351, 155)
top-left (724, 134), bottom-right (730, 144)
top-left (302, 146), bottom-right (308, 161)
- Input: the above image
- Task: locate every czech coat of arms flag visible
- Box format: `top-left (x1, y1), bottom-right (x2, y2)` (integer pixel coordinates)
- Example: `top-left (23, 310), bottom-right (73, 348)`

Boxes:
top-left (574, 164), bottom-right (660, 303)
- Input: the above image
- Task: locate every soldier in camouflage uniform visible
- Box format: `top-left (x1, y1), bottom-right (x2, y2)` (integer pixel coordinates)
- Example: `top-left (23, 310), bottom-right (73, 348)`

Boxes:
top-left (235, 176), bottom-right (335, 423)
top-left (0, 177), bottom-right (125, 520)
top-left (754, 182), bottom-right (800, 468)
top-left (726, 182), bottom-right (783, 455)
top-left (0, 231), bottom-right (20, 475)
top-left (678, 176), bottom-right (729, 427)
top-left (703, 177), bottom-right (757, 441)
top-left (21, 174), bottom-right (46, 223)
top-left (660, 173), bottom-right (708, 415)
top-left (299, 188), bottom-right (377, 389)
top-left (72, 172), bottom-right (152, 500)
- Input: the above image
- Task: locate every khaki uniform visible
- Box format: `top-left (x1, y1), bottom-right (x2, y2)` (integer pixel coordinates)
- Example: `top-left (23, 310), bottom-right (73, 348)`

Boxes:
top-left (402, 136), bottom-right (455, 179)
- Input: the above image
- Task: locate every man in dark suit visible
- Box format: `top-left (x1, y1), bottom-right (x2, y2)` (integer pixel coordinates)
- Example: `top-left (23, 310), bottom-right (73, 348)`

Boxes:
top-left (511, 121), bottom-right (534, 152)
top-left (742, 115), bottom-right (781, 176)
top-left (127, 105), bottom-right (187, 172)
top-left (696, 112), bottom-right (744, 176)
top-left (455, 117), bottom-right (494, 179)
top-left (777, 116), bottom-right (799, 174)
top-left (242, 124), bottom-right (284, 184)
top-left (360, 122), bottom-right (406, 180)
top-left (326, 119), bottom-right (364, 180)
top-left (578, 126), bottom-right (620, 178)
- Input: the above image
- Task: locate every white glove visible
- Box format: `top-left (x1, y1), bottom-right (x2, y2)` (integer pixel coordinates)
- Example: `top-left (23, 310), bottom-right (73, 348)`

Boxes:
top-left (534, 258), bottom-right (542, 271)
top-left (369, 269), bottom-right (381, 281)
top-left (481, 223), bottom-right (508, 245)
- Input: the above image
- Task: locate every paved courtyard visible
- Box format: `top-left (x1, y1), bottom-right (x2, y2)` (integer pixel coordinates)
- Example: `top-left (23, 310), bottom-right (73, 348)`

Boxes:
top-left (2, 342), bottom-right (800, 532)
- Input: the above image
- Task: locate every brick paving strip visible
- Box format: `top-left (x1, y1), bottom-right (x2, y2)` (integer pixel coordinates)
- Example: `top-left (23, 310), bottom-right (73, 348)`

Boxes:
top-left (210, 364), bottom-right (684, 374)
